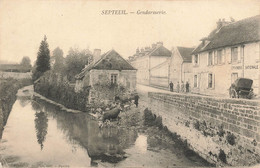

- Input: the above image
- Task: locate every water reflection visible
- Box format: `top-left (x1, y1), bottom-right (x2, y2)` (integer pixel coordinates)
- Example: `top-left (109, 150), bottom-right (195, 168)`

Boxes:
top-left (34, 111), bottom-right (48, 150)
top-left (32, 96), bottom-right (138, 164)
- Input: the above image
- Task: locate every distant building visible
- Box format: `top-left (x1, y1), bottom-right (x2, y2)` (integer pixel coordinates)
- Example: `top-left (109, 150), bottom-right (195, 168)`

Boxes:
top-left (129, 42), bottom-right (172, 86)
top-left (191, 15), bottom-right (260, 96)
top-left (169, 46), bottom-right (195, 86)
top-left (75, 49), bottom-right (137, 92)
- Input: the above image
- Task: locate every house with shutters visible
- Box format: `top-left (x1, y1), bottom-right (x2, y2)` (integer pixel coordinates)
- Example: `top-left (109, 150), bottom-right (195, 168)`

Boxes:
top-left (191, 15), bottom-right (260, 96)
top-left (74, 49), bottom-right (137, 94)
top-left (129, 42), bottom-right (172, 87)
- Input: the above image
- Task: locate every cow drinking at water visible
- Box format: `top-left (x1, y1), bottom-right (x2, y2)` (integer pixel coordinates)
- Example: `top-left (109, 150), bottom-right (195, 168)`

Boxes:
top-left (102, 106), bottom-right (122, 122)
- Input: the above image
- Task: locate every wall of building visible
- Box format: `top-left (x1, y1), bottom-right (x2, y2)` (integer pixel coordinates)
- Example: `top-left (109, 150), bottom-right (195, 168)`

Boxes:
top-left (192, 42), bottom-right (260, 96)
top-left (148, 92), bottom-right (260, 166)
top-left (150, 60), bottom-right (169, 88)
top-left (150, 56), bottom-right (169, 68)
top-left (130, 56), bottom-right (150, 85)
top-left (89, 69), bottom-right (136, 91)
top-left (169, 48), bottom-right (183, 84)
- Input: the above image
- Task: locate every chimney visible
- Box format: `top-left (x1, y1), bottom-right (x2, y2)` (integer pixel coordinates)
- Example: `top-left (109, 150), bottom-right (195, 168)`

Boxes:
top-left (140, 48), bottom-right (144, 53)
top-left (216, 18), bottom-right (230, 30)
top-left (156, 42), bottom-right (163, 47)
top-left (136, 48), bottom-right (140, 54)
top-left (152, 43), bottom-right (156, 48)
top-left (216, 18), bottom-right (223, 29)
top-left (93, 49), bottom-right (101, 63)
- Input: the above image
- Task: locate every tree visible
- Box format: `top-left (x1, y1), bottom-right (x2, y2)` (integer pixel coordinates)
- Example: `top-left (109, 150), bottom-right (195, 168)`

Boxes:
top-left (20, 56), bottom-right (32, 68)
top-left (33, 35), bottom-right (51, 81)
top-left (52, 47), bottom-right (64, 73)
top-left (65, 47), bottom-right (92, 82)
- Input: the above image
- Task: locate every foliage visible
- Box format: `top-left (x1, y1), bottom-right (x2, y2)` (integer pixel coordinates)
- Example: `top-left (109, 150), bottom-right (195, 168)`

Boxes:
top-left (64, 47), bottom-right (92, 82)
top-left (218, 149), bottom-right (227, 163)
top-left (193, 120), bottom-right (200, 131)
top-left (143, 108), bottom-right (163, 129)
top-left (217, 124), bottom-right (225, 137)
top-left (226, 132), bottom-right (236, 146)
top-left (33, 35), bottom-right (51, 81)
top-left (52, 47), bottom-right (65, 73)
top-left (0, 78), bottom-right (33, 135)
top-left (20, 56), bottom-right (32, 68)
top-left (34, 71), bottom-right (90, 112)
top-left (93, 82), bottom-right (132, 104)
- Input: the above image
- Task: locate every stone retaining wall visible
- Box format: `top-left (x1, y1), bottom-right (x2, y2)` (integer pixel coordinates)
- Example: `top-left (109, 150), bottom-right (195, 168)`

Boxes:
top-left (148, 92), bottom-right (260, 166)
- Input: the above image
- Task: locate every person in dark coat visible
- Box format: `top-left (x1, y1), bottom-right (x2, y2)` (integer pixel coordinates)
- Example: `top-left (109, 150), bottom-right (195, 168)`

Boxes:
top-left (134, 94), bottom-right (140, 107)
top-left (186, 81), bottom-right (190, 93)
top-left (169, 81), bottom-right (173, 92)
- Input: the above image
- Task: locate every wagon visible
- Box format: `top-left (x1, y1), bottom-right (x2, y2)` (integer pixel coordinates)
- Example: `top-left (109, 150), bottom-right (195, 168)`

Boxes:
top-left (229, 78), bottom-right (254, 99)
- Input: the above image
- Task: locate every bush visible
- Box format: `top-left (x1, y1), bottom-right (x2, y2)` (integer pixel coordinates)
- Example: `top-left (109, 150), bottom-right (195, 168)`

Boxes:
top-left (226, 132), bottom-right (236, 146)
top-left (193, 120), bottom-right (200, 130)
top-left (34, 72), bottom-right (89, 112)
top-left (218, 149), bottom-right (227, 163)
top-left (218, 124), bottom-right (225, 137)
top-left (143, 108), bottom-right (163, 129)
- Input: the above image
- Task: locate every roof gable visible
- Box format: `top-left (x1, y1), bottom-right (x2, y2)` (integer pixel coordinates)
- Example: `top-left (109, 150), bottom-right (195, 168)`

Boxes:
top-left (92, 50), bottom-right (136, 70)
top-left (75, 50), bottom-right (136, 79)
top-left (177, 47), bottom-right (195, 62)
top-left (150, 46), bottom-right (172, 57)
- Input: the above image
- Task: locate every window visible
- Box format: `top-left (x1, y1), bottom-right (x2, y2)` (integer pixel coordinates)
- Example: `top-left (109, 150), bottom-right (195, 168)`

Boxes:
top-left (217, 50), bottom-right (222, 64)
top-left (111, 74), bottom-right (118, 84)
top-left (208, 51), bottom-right (213, 65)
top-left (194, 54), bottom-right (199, 65)
top-left (231, 73), bottom-right (238, 84)
top-left (208, 73), bottom-right (213, 88)
top-left (231, 47), bottom-right (238, 63)
top-left (194, 75), bottom-right (198, 87)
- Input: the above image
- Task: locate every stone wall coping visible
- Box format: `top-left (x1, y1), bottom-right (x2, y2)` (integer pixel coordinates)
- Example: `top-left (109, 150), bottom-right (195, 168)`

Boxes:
top-left (148, 91), bottom-right (260, 106)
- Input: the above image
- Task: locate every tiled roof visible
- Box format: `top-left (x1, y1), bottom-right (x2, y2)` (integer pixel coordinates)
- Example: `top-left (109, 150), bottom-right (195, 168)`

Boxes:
top-left (193, 15), bottom-right (260, 54)
top-left (75, 49), bottom-right (136, 79)
top-left (177, 47), bottom-right (195, 63)
top-left (149, 46), bottom-right (172, 57)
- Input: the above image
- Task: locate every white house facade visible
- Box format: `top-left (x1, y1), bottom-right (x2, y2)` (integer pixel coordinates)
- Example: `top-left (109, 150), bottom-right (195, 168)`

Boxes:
top-left (191, 15), bottom-right (260, 96)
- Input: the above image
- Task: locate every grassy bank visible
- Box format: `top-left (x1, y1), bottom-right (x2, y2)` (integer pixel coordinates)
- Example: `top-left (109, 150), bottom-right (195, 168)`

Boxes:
top-left (0, 78), bottom-right (32, 138)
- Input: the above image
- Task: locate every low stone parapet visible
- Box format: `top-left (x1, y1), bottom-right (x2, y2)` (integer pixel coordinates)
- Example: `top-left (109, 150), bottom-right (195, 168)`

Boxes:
top-left (148, 92), bottom-right (260, 166)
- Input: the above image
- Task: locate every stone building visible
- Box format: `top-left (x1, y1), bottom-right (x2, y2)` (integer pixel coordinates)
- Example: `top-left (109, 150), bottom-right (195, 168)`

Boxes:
top-left (191, 15), bottom-right (260, 96)
top-left (75, 49), bottom-right (137, 93)
top-left (129, 42), bottom-right (172, 86)
top-left (169, 46), bottom-right (194, 87)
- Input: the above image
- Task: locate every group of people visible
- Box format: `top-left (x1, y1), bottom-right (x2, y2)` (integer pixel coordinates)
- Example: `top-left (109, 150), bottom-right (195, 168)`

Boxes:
top-left (169, 81), bottom-right (189, 93)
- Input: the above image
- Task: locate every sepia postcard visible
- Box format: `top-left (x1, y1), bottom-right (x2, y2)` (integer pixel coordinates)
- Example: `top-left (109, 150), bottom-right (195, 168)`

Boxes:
top-left (0, 0), bottom-right (260, 167)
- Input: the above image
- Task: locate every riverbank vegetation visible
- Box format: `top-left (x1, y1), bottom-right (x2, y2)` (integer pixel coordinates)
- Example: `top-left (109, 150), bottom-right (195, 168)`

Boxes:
top-left (0, 78), bottom-right (32, 137)
top-left (34, 71), bottom-right (89, 112)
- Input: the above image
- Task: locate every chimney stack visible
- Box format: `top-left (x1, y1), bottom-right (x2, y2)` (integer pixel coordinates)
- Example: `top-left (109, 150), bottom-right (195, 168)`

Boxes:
top-left (93, 49), bottom-right (101, 63)
top-left (156, 42), bottom-right (163, 47)
top-left (152, 43), bottom-right (156, 48)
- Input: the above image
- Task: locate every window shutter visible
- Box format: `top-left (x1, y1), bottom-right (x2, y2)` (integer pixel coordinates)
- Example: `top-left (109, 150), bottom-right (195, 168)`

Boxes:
top-left (213, 73), bottom-right (215, 89)
top-left (222, 49), bottom-right (225, 64)
top-left (227, 48), bottom-right (231, 64)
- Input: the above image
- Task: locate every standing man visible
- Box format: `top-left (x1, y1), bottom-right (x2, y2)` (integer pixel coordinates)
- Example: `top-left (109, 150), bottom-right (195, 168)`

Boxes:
top-left (176, 82), bottom-right (180, 93)
top-left (134, 93), bottom-right (140, 107)
top-left (169, 81), bottom-right (174, 92)
top-left (186, 81), bottom-right (190, 93)
top-left (181, 81), bottom-right (185, 92)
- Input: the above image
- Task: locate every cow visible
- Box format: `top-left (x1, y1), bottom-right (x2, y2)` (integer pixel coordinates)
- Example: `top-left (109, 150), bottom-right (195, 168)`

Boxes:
top-left (102, 106), bottom-right (122, 122)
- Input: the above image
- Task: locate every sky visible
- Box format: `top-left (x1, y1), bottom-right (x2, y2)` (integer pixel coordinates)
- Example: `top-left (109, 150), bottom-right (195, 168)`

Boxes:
top-left (0, 0), bottom-right (259, 64)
